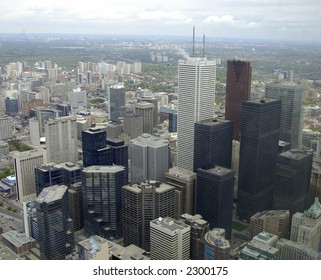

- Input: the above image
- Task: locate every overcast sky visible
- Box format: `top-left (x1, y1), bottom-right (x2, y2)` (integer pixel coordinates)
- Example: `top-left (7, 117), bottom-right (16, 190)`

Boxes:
top-left (1, 0), bottom-right (321, 42)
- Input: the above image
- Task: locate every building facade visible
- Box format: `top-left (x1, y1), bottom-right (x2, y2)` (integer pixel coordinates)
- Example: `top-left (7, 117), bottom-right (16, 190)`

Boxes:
top-left (225, 59), bottom-right (252, 141)
top-left (122, 180), bottom-right (175, 251)
top-left (196, 166), bottom-right (234, 239)
top-left (194, 118), bottom-right (233, 172)
top-left (177, 58), bottom-right (216, 171)
top-left (237, 99), bottom-right (281, 221)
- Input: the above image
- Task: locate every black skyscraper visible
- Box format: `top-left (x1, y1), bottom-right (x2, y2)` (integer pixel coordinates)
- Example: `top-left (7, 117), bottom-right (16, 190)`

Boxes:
top-left (194, 118), bottom-right (233, 172)
top-left (273, 149), bottom-right (313, 215)
top-left (35, 164), bottom-right (64, 195)
top-left (196, 166), bottom-right (235, 240)
top-left (236, 98), bottom-right (281, 221)
top-left (82, 128), bottom-right (113, 167)
top-left (106, 139), bottom-right (129, 184)
top-left (5, 97), bottom-right (19, 116)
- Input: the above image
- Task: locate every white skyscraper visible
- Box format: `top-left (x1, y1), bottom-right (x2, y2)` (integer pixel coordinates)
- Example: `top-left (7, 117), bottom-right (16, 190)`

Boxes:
top-left (177, 58), bottom-right (216, 170)
top-left (45, 116), bottom-right (78, 164)
top-left (13, 149), bottom-right (47, 202)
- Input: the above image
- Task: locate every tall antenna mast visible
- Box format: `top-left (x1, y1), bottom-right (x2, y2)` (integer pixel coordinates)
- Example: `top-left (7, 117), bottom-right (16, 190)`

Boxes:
top-left (203, 34), bottom-right (205, 58)
top-left (192, 26), bottom-right (195, 57)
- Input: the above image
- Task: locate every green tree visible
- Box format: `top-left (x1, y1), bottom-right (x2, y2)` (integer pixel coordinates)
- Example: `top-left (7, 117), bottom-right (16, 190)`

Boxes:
top-left (7, 206), bottom-right (12, 211)
top-left (0, 201), bottom-right (3, 207)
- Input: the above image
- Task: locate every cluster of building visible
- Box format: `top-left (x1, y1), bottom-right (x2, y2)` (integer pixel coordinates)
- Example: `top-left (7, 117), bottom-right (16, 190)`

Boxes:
top-left (1, 43), bottom-right (321, 261)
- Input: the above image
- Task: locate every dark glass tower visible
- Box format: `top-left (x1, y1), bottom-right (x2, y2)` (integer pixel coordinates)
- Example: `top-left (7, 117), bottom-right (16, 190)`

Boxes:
top-left (106, 139), bottom-right (129, 184)
top-left (82, 165), bottom-right (126, 239)
top-left (194, 118), bottom-right (233, 172)
top-left (108, 85), bottom-right (126, 122)
top-left (225, 60), bottom-right (252, 141)
top-left (82, 128), bottom-right (113, 167)
top-left (196, 166), bottom-right (235, 240)
top-left (5, 97), bottom-right (19, 115)
top-left (237, 98), bottom-right (281, 221)
top-left (273, 150), bottom-right (313, 215)
top-left (35, 164), bottom-right (64, 195)
top-left (35, 185), bottom-right (74, 260)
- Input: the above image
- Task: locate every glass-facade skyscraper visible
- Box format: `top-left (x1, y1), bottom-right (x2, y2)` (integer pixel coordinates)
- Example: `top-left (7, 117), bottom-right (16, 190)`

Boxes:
top-left (82, 165), bottom-right (126, 239)
top-left (237, 98), bottom-right (281, 221)
top-left (35, 184), bottom-right (74, 260)
top-left (194, 118), bottom-right (233, 172)
top-left (225, 59), bottom-right (252, 141)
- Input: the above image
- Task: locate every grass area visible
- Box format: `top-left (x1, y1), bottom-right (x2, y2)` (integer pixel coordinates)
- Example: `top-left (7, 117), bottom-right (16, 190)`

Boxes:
top-left (8, 140), bottom-right (32, 152)
top-left (232, 221), bottom-right (248, 232)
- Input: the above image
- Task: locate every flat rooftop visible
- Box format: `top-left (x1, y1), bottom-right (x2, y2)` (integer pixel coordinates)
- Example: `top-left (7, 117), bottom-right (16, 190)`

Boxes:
top-left (36, 184), bottom-right (68, 203)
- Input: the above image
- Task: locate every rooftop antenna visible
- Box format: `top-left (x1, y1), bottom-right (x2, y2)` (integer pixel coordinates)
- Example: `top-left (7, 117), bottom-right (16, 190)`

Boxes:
top-left (192, 26), bottom-right (195, 57)
top-left (203, 34), bottom-right (205, 58)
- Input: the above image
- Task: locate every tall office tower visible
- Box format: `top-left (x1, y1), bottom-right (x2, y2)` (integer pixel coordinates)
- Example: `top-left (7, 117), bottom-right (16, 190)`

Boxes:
top-left (86, 70), bottom-right (92, 84)
top-left (135, 102), bottom-right (154, 134)
top-left (45, 116), bottom-right (78, 164)
top-left (77, 72), bottom-right (83, 85)
top-left (13, 149), bottom-right (47, 202)
top-left (249, 210), bottom-right (290, 239)
top-left (177, 58), bottom-right (216, 171)
top-left (290, 198), bottom-right (321, 252)
top-left (56, 104), bottom-right (71, 117)
top-left (122, 181), bottom-right (175, 251)
top-left (130, 134), bottom-right (169, 183)
top-left (35, 163), bottom-right (63, 195)
top-left (123, 114), bottom-right (143, 139)
top-left (60, 162), bottom-right (82, 187)
top-left (68, 182), bottom-right (83, 231)
top-left (165, 167), bottom-right (197, 218)
top-left (82, 128), bottom-right (113, 167)
top-left (150, 217), bottom-right (190, 260)
top-left (108, 84), bottom-right (126, 122)
top-left (276, 238), bottom-right (321, 260)
top-left (265, 83), bottom-right (303, 148)
top-left (0, 116), bottom-right (13, 140)
top-left (225, 59), bottom-right (252, 141)
top-left (82, 165), bottom-right (126, 238)
top-left (34, 185), bottom-right (74, 260)
top-left (36, 108), bottom-right (60, 137)
top-left (194, 118), bottom-right (233, 172)
top-left (69, 88), bottom-right (87, 115)
top-left (138, 97), bottom-right (158, 126)
top-left (204, 228), bottom-right (231, 260)
top-left (78, 235), bottom-right (109, 260)
top-left (5, 97), bottom-right (19, 115)
top-left (106, 139), bottom-right (129, 184)
top-left (273, 150), bottom-right (313, 215)
top-left (236, 99), bottom-right (281, 221)
top-left (180, 213), bottom-right (210, 260)
top-left (196, 166), bottom-right (234, 240)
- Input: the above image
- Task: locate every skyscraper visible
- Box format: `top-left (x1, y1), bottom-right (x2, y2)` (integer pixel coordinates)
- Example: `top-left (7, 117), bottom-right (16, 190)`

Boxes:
top-left (237, 98), bottom-right (281, 221)
top-left (180, 213), bottom-right (210, 260)
top-left (130, 134), bottom-right (169, 183)
top-left (165, 167), bottom-right (197, 218)
top-left (0, 116), bottom-right (13, 140)
top-left (265, 83), bottom-right (303, 148)
top-left (5, 96), bottom-right (19, 116)
top-left (108, 84), bottom-right (126, 122)
top-left (82, 165), bottom-right (126, 238)
top-left (135, 102), bottom-right (154, 134)
top-left (225, 59), bottom-right (252, 141)
top-left (35, 163), bottom-right (64, 195)
top-left (196, 166), bottom-right (235, 240)
top-left (69, 88), bottom-right (87, 115)
top-left (34, 184), bottom-right (74, 260)
top-left (273, 150), bottom-right (313, 215)
top-left (122, 180), bottom-right (175, 251)
top-left (194, 118), bottom-right (233, 172)
top-left (150, 217), bottom-right (190, 260)
top-left (82, 128), bottom-right (113, 167)
top-left (177, 57), bottom-right (216, 171)
top-left (137, 96), bottom-right (159, 127)
top-left (45, 116), bottom-right (78, 164)
top-left (13, 149), bottom-right (47, 202)
top-left (106, 139), bottom-right (129, 184)
top-left (123, 114), bottom-right (143, 139)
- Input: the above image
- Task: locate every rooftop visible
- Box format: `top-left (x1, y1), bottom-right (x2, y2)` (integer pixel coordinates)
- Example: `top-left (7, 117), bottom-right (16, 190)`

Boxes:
top-left (280, 149), bottom-right (312, 160)
top-left (1, 230), bottom-right (35, 246)
top-left (166, 167), bottom-right (196, 181)
top-left (151, 217), bottom-right (190, 232)
top-left (304, 197), bottom-right (321, 219)
top-left (35, 184), bottom-right (68, 203)
top-left (78, 235), bottom-right (108, 254)
top-left (83, 165), bottom-right (125, 174)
